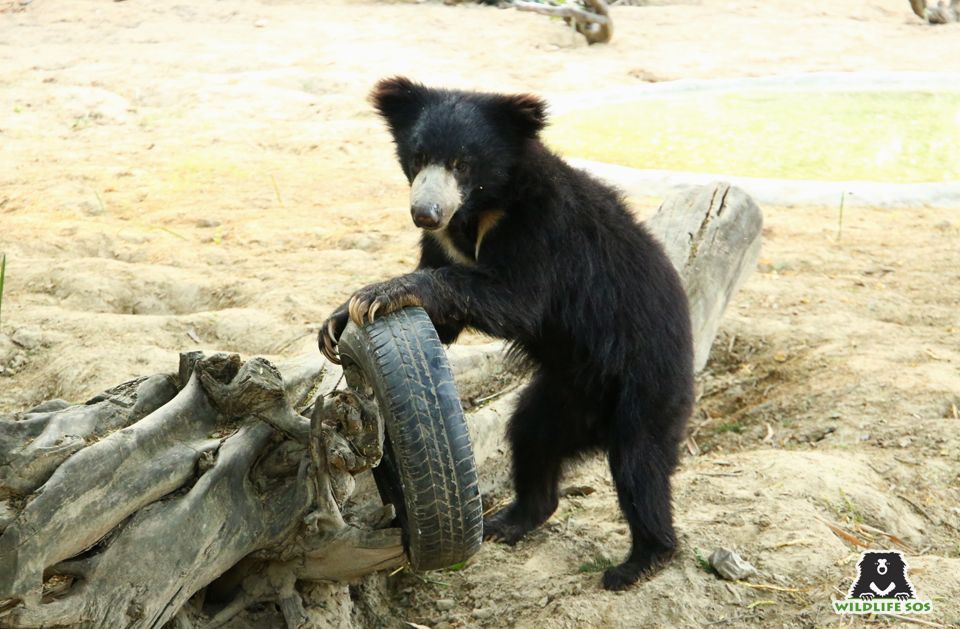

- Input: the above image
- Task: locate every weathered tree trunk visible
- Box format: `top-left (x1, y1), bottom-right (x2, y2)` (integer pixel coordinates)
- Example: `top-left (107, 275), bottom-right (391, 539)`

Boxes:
top-left (646, 183), bottom-right (763, 372)
top-left (0, 183), bottom-right (760, 629)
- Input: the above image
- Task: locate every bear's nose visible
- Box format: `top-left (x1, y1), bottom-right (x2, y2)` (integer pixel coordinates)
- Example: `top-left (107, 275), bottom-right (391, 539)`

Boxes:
top-left (411, 203), bottom-right (442, 230)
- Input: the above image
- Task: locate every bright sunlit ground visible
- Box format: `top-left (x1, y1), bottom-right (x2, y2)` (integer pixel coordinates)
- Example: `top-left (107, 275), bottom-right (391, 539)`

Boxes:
top-left (546, 90), bottom-right (960, 182)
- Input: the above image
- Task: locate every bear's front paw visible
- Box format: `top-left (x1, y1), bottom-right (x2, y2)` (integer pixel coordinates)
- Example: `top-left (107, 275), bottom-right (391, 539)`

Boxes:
top-left (319, 302), bottom-right (350, 364)
top-left (859, 593), bottom-right (874, 601)
top-left (895, 592), bottom-right (911, 601)
top-left (347, 277), bottom-right (422, 326)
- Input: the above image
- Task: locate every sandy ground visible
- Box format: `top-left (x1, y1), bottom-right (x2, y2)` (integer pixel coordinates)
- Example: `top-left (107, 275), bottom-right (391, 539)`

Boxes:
top-left (1, 0), bottom-right (959, 627)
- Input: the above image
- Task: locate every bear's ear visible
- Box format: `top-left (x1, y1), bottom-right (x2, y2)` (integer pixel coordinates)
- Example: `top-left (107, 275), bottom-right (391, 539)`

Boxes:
top-left (490, 93), bottom-right (549, 139)
top-left (371, 76), bottom-right (431, 137)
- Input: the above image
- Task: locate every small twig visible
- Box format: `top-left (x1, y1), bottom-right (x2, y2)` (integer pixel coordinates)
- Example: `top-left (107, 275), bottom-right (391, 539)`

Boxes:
top-left (884, 613), bottom-right (949, 628)
top-left (482, 497), bottom-right (510, 517)
top-left (270, 174), bottom-right (285, 208)
top-left (474, 382), bottom-right (520, 405)
top-left (818, 517), bottom-right (869, 548)
top-left (896, 495), bottom-right (939, 528)
top-left (772, 538), bottom-right (814, 549)
top-left (735, 580), bottom-right (810, 593)
top-left (855, 520), bottom-right (915, 551)
top-left (702, 613), bottom-right (757, 627)
top-left (158, 226), bottom-right (188, 241)
top-left (762, 422), bottom-right (774, 443)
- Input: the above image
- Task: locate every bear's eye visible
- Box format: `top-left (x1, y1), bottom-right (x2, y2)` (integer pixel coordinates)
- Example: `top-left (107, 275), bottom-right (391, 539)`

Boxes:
top-left (451, 159), bottom-right (468, 175)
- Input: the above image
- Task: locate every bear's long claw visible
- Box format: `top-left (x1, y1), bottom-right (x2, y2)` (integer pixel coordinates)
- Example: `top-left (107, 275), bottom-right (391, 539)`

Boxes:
top-left (348, 296), bottom-right (367, 326)
top-left (327, 319), bottom-right (338, 341)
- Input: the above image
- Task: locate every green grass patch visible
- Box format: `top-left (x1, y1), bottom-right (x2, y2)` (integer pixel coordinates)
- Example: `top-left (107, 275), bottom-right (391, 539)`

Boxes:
top-left (715, 421), bottom-right (744, 435)
top-left (545, 91), bottom-right (960, 183)
top-left (578, 555), bottom-right (614, 573)
top-left (694, 548), bottom-right (718, 576)
top-left (835, 489), bottom-right (865, 524)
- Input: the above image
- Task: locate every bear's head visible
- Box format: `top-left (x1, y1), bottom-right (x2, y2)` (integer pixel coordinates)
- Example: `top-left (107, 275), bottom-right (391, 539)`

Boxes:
top-left (370, 76), bottom-right (547, 231)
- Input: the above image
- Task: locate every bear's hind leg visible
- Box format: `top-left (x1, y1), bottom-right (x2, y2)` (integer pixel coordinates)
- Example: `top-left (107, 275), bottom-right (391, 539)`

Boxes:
top-left (485, 372), bottom-right (596, 545)
top-left (603, 408), bottom-right (681, 590)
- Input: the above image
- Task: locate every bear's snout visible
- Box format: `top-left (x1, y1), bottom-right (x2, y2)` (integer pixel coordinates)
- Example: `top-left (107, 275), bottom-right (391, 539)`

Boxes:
top-left (410, 164), bottom-right (461, 230)
top-left (412, 202), bottom-right (442, 229)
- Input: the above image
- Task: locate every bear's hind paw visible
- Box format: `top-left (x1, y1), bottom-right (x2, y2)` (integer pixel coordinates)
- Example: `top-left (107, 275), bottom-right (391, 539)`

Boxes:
top-left (483, 510), bottom-right (538, 546)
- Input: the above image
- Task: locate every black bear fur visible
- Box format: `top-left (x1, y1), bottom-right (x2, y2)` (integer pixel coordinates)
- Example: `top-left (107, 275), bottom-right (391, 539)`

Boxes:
top-left (320, 77), bottom-right (695, 590)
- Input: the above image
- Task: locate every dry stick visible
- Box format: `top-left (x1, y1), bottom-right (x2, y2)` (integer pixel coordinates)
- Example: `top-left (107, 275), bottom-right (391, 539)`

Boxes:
top-left (854, 520), bottom-right (915, 551)
top-left (270, 174), bottom-right (285, 208)
top-left (513, 0), bottom-right (612, 44)
top-left (818, 517), bottom-right (869, 548)
top-left (773, 538), bottom-right (815, 549)
top-left (473, 381), bottom-right (520, 405)
top-left (884, 613), bottom-right (949, 629)
top-left (702, 612), bottom-right (758, 627)
top-left (513, 0), bottom-right (610, 24)
top-left (735, 581), bottom-right (810, 593)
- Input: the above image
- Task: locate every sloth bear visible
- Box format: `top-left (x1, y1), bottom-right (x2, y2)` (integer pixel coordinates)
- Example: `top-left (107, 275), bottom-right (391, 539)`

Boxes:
top-left (848, 551), bottom-right (916, 600)
top-left (320, 77), bottom-right (694, 590)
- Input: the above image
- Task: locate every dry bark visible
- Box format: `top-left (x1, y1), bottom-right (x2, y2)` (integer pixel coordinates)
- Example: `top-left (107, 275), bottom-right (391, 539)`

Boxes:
top-left (0, 183), bottom-right (760, 628)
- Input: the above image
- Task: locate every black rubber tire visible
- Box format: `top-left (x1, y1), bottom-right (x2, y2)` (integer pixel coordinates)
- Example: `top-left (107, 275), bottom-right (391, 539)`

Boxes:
top-left (338, 307), bottom-right (483, 571)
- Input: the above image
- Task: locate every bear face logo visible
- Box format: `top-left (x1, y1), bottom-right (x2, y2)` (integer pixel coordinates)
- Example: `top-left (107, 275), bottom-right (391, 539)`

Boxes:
top-left (847, 551), bottom-right (916, 601)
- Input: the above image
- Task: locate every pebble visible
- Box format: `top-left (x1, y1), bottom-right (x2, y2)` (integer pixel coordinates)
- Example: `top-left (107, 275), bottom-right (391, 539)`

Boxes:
top-left (435, 599), bottom-right (455, 611)
top-left (11, 328), bottom-right (42, 350)
top-left (472, 608), bottom-right (494, 619)
top-left (78, 200), bottom-right (105, 216)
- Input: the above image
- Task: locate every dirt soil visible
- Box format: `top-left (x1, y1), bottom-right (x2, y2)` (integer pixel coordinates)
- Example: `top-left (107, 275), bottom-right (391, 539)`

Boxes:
top-left (1, 0), bottom-right (959, 627)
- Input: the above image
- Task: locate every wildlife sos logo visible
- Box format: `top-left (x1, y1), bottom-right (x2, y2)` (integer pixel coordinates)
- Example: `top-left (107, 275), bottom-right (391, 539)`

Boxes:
top-left (833, 551), bottom-right (932, 615)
